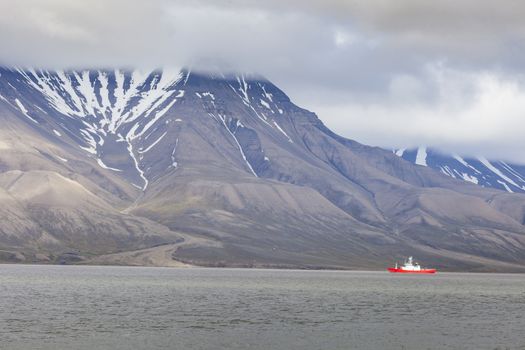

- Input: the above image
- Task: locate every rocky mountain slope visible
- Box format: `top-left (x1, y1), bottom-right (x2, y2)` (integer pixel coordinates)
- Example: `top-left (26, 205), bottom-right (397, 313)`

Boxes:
top-left (1, 67), bottom-right (525, 271)
top-left (395, 147), bottom-right (525, 193)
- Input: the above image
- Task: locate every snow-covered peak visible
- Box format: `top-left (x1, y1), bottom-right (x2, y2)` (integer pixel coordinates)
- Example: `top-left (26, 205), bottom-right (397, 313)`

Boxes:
top-left (395, 147), bottom-right (525, 193)
top-left (0, 68), bottom-right (187, 190)
top-left (17, 68), bottom-right (184, 140)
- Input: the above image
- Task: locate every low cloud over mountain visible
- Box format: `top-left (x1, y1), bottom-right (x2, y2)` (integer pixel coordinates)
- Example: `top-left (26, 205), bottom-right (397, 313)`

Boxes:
top-left (2, 1), bottom-right (525, 162)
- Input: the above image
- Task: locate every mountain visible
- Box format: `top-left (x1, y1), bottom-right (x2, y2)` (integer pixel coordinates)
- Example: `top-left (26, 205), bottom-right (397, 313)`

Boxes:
top-left (1, 67), bottom-right (525, 271)
top-left (395, 147), bottom-right (525, 193)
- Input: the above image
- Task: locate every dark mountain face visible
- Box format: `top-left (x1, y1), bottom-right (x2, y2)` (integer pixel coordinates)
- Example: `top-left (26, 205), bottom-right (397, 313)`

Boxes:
top-left (1, 67), bottom-right (525, 271)
top-left (395, 147), bottom-right (525, 194)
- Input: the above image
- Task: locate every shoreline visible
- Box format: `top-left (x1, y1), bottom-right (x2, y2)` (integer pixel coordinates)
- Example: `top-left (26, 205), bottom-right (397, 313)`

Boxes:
top-left (2, 261), bottom-right (525, 274)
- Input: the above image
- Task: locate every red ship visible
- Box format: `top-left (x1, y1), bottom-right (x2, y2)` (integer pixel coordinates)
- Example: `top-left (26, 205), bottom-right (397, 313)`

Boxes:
top-left (388, 256), bottom-right (436, 274)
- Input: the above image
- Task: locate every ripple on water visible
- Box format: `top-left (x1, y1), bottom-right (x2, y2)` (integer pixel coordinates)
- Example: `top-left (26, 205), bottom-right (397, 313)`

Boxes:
top-left (0, 266), bottom-right (524, 350)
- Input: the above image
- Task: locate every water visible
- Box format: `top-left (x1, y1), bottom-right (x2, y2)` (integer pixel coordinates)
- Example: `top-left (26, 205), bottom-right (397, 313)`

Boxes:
top-left (0, 265), bottom-right (524, 350)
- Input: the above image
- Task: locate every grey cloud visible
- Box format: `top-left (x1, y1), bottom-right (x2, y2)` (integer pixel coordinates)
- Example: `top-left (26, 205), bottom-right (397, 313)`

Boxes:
top-left (2, 1), bottom-right (523, 81)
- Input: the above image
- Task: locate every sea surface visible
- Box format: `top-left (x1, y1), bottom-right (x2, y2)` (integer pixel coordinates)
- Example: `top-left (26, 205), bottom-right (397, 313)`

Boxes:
top-left (0, 265), bottom-right (524, 350)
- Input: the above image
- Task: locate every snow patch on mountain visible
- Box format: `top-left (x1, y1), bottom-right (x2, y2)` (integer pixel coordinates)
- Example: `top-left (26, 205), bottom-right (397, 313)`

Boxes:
top-left (139, 131), bottom-right (167, 154)
top-left (97, 159), bottom-right (122, 172)
top-left (478, 157), bottom-right (521, 189)
top-left (415, 146), bottom-right (427, 166)
top-left (395, 148), bottom-right (405, 157)
top-left (14, 98), bottom-right (38, 123)
top-left (214, 111), bottom-right (258, 177)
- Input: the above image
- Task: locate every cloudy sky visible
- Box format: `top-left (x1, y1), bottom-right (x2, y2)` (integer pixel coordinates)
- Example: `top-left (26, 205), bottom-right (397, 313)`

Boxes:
top-left (1, 0), bottom-right (525, 162)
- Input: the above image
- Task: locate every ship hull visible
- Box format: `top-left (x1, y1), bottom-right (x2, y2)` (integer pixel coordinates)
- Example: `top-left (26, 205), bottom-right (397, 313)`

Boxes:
top-left (387, 268), bottom-right (436, 274)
